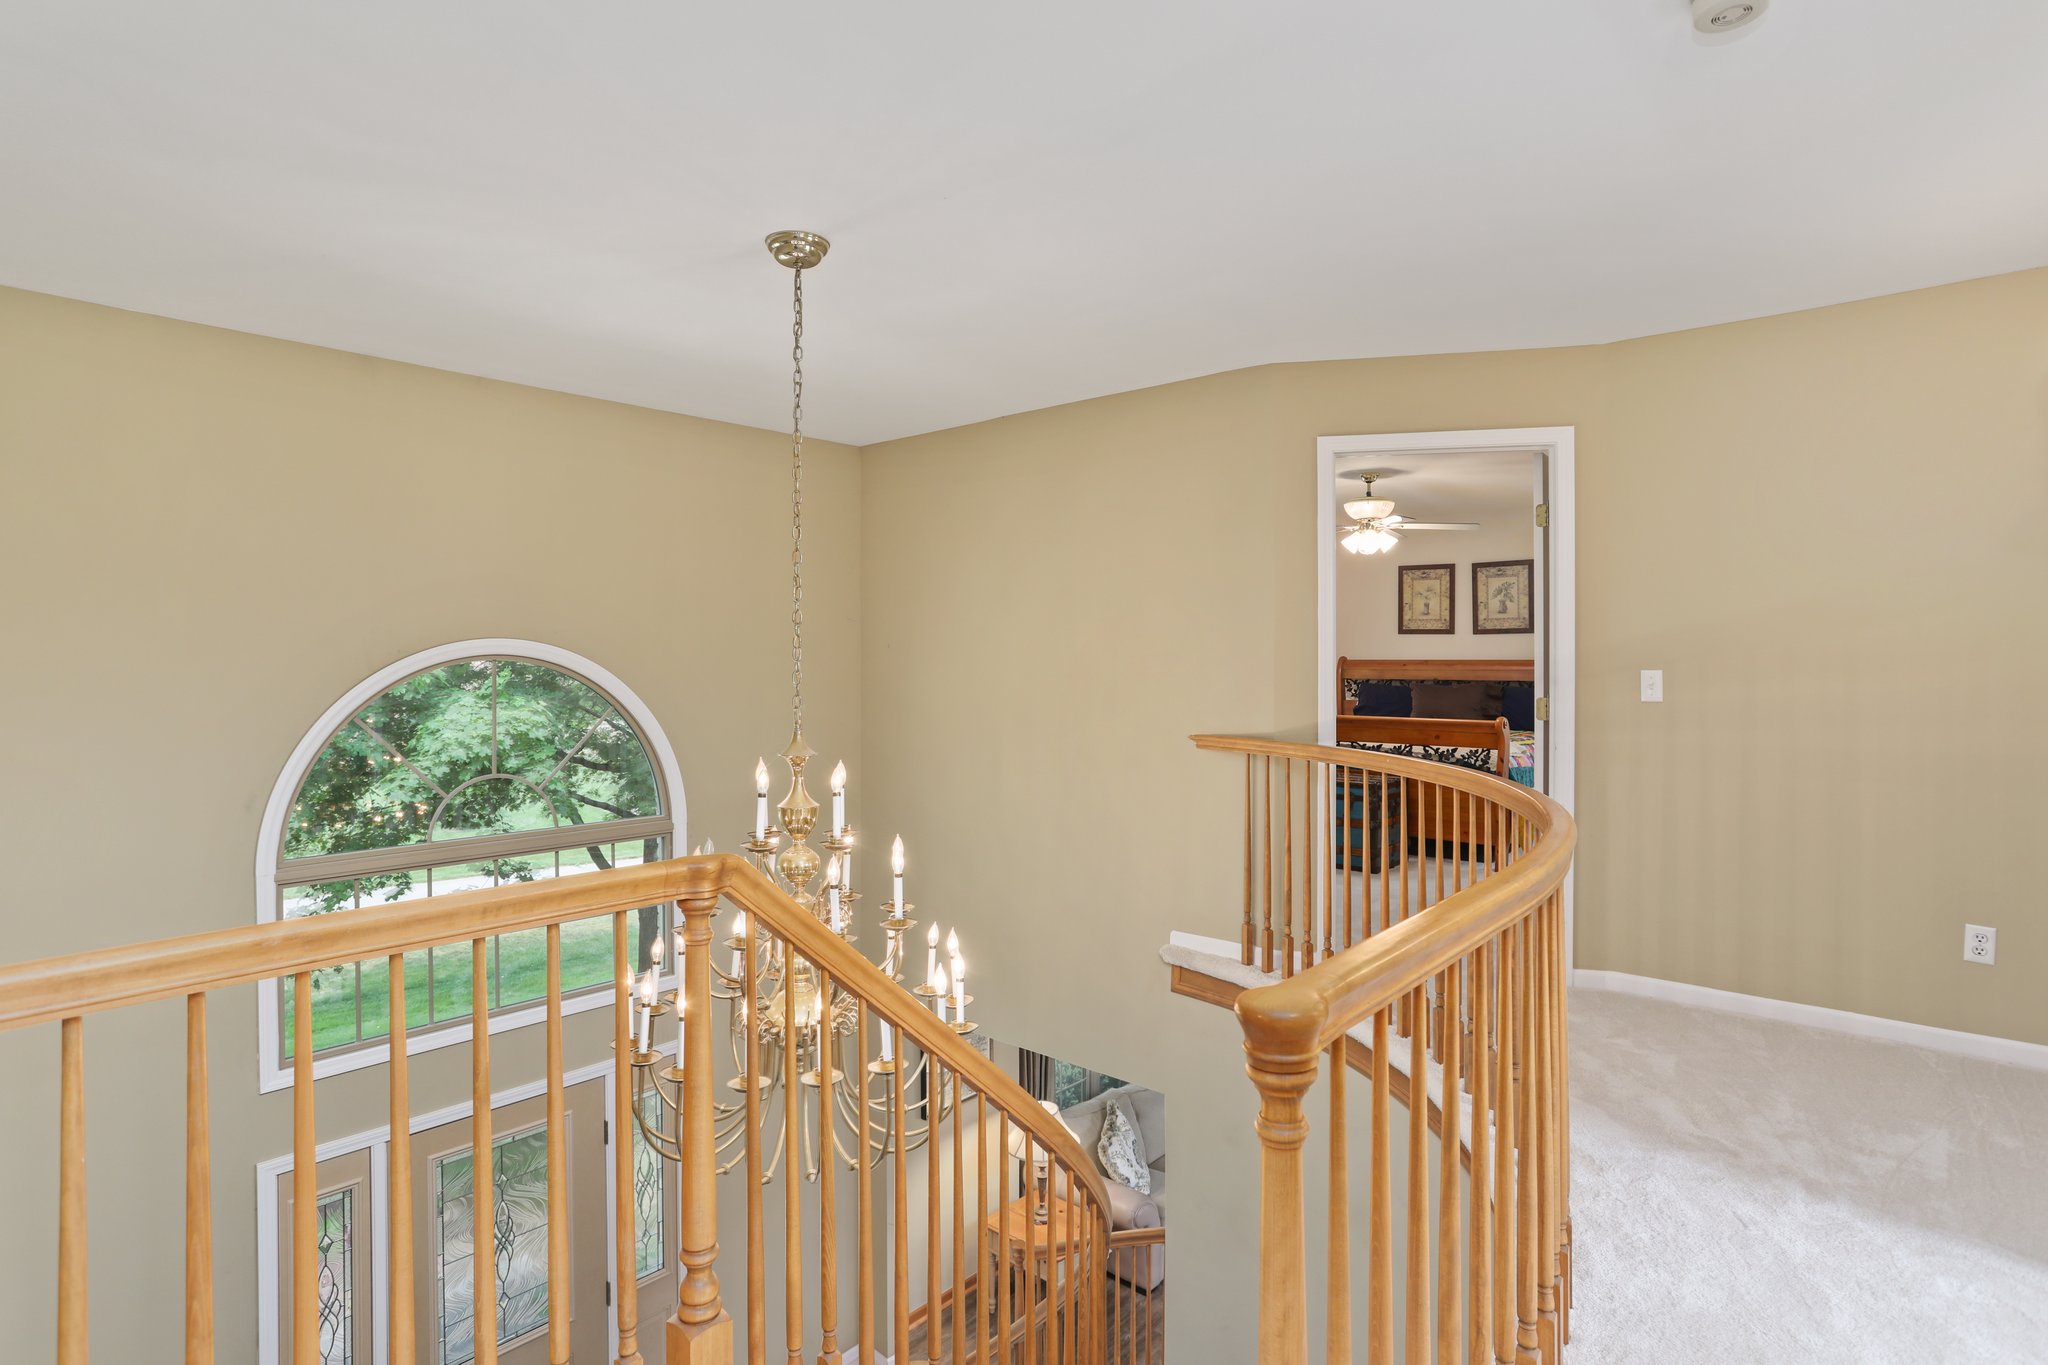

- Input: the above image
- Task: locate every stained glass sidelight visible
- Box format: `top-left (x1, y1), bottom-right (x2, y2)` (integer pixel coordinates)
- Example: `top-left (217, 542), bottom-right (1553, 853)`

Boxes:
top-left (436, 1125), bottom-right (552, 1364)
top-left (634, 1089), bottom-right (666, 1277)
top-left (315, 1186), bottom-right (356, 1365)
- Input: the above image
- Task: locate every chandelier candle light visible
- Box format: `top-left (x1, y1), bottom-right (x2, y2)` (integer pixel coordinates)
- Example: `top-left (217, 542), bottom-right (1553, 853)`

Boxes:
top-left (627, 231), bottom-right (977, 1181)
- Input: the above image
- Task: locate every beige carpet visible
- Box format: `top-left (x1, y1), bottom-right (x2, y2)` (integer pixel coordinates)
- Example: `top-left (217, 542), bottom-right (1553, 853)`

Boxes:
top-left (1569, 987), bottom-right (2048, 1364)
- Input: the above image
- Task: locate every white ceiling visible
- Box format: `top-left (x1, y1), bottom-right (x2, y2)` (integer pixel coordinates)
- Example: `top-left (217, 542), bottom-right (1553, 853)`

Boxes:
top-left (3, 3), bottom-right (2045, 445)
top-left (1336, 451), bottom-right (1536, 525)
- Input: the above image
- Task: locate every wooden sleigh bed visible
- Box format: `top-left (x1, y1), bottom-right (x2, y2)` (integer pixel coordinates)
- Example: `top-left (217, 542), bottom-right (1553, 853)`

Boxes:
top-left (1335, 657), bottom-right (1534, 858)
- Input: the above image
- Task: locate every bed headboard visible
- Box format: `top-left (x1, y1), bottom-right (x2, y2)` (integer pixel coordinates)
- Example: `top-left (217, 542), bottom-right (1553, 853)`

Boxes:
top-left (1337, 656), bottom-right (1537, 731)
top-left (1338, 656), bottom-right (1534, 686)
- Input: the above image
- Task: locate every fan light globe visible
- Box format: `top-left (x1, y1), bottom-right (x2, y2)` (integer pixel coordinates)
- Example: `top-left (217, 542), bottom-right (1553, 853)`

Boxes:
top-left (1344, 497), bottom-right (1397, 521)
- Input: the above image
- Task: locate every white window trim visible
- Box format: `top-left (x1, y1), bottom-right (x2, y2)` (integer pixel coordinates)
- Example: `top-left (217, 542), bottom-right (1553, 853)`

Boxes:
top-left (255, 638), bottom-right (688, 1094)
top-left (253, 1046), bottom-right (671, 1365)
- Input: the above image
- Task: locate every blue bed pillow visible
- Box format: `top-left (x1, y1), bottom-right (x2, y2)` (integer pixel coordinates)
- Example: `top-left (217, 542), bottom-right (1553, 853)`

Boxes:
top-left (1501, 682), bottom-right (1535, 731)
top-left (1352, 681), bottom-right (1413, 718)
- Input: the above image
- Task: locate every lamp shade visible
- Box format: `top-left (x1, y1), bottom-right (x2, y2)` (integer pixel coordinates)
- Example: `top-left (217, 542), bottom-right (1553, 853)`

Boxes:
top-left (1007, 1099), bottom-right (1064, 1162)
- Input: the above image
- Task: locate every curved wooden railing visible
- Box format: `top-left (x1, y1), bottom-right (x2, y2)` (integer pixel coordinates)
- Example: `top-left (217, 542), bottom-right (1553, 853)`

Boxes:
top-left (0, 852), bottom-right (1114, 1365)
top-left (1191, 735), bottom-right (1576, 1365)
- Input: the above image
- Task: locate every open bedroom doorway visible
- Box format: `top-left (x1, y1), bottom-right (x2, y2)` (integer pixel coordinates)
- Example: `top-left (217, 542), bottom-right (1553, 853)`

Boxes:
top-left (1314, 427), bottom-right (1577, 958)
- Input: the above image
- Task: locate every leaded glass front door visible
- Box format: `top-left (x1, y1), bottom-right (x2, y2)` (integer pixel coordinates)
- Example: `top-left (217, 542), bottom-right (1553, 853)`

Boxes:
top-left (410, 1085), bottom-right (610, 1364)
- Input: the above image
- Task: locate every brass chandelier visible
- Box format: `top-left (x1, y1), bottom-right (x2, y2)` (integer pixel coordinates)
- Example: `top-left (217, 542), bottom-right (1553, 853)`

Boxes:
top-left (625, 231), bottom-right (976, 1182)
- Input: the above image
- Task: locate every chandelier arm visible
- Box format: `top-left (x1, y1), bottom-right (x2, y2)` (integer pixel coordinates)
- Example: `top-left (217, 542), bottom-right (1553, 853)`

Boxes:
top-left (764, 1105), bottom-right (788, 1182)
top-left (803, 1080), bottom-right (820, 1183)
top-left (628, 1072), bottom-right (684, 1163)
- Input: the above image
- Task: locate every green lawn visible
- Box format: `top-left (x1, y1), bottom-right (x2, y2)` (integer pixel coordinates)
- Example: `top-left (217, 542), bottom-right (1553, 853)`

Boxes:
top-left (283, 913), bottom-right (633, 1058)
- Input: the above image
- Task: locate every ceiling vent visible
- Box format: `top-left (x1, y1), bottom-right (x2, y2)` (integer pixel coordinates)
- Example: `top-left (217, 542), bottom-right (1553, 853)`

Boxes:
top-left (1692, 0), bottom-right (1769, 32)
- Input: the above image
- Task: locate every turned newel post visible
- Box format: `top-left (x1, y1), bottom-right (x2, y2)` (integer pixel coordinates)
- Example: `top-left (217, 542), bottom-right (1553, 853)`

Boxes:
top-left (1242, 999), bottom-right (1324, 1365)
top-left (670, 890), bottom-right (734, 1365)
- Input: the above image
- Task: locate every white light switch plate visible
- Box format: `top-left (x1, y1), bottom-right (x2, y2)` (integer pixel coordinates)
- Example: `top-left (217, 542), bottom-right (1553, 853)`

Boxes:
top-left (1640, 669), bottom-right (1664, 702)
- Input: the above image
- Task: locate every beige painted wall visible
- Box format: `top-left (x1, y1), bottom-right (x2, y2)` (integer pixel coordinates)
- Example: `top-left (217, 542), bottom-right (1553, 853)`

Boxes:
top-left (1337, 513), bottom-right (1538, 661)
top-left (0, 285), bottom-right (865, 1362)
top-left (860, 268), bottom-right (2048, 1360)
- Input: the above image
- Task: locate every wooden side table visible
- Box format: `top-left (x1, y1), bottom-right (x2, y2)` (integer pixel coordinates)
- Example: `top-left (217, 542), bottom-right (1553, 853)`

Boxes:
top-left (985, 1194), bottom-right (1077, 1365)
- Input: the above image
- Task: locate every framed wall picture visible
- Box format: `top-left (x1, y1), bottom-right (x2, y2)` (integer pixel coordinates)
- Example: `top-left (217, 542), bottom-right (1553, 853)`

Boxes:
top-left (1397, 563), bottom-right (1456, 635)
top-left (1472, 558), bottom-right (1535, 634)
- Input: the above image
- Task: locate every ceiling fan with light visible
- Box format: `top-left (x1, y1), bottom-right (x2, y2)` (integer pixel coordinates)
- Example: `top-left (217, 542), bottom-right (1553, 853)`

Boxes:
top-left (1337, 471), bottom-right (1480, 555)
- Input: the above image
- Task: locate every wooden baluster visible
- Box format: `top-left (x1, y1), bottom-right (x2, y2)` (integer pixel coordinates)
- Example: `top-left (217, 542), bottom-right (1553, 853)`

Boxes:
top-left (1262, 756), bottom-right (1275, 973)
top-left (293, 972), bottom-right (316, 1365)
top-left (787, 953), bottom-right (804, 1365)
top-left (1395, 778), bottom-right (1409, 929)
top-left (858, 1006), bottom-right (876, 1365)
top-left (611, 914), bottom-right (641, 1365)
top-left (1073, 1178), bottom-right (1089, 1358)
top-left (1434, 783), bottom-right (1445, 910)
top-left (1342, 765), bottom-right (1353, 948)
top-left (1556, 895), bottom-right (1574, 1347)
top-left (925, 1069), bottom-right (941, 1365)
top-left (1368, 1007), bottom-right (1393, 1365)
top-left (1245, 1032), bottom-right (1316, 1365)
top-left (952, 1070), bottom-right (966, 1365)
top-left (1469, 939), bottom-right (1493, 1365)
top-left (1326, 1039), bottom-right (1351, 1362)
top-left (1040, 1140), bottom-right (1054, 1365)
top-left (1032, 1146), bottom-right (1048, 1365)
top-left (1437, 958), bottom-right (1463, 1363)
top-left (1450, 789), bottom-right (1462, 899)
top-left (893, 1053), bottom-right (910, 1365)
top-left (1109, 1235), bottom-right (1120, 1365)
top-left (977, 1093), bottom-right (991, 1365)
top-left (1492, 932), bottom-right (1516, 1365)
top-left (1243, 755), bottom-right (1255, 967)
top-left (1073, 1186), bottom-right (1089, 1365)
top-left (999, 1112), bottom-right (1013, 1365)
top-left (1280, 756), bottom-right (1294, 977)
top-left (819, 973), bottom-right (840, 1365)
top-left (186, 993), bottom-right (213, 1365)
top-left (1377, 770), bottom-right (1390, 938)
top-left (546, 926), bottom-right (570, 1365)
top-left (1406, 986), bottom-right (1430, 1364)
top-left (1535, 901), bottom-right (1560, 1365)
top-left (389, 956), bottom-right (417, 1365)
top-left (746, 926), bottom-right (766, 1365)
top-left (1318, 762), bottom-right (1332, 967)
top-left (674, 890), bottom-right (731, 1364)
top-left (1517, 919), bottom-right (1540, 1365)
top-left (472, 939), bottom-right (498, 1365)
top-left (58, 1015), bottom-right (87, 1365)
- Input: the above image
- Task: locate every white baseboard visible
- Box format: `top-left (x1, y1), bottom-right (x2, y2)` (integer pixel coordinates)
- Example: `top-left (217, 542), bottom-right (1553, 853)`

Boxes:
top-left (1573, 969), bottom-right (2048, 1074)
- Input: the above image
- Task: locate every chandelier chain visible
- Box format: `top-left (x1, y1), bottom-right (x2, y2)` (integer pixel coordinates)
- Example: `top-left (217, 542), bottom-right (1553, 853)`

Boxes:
top-left (790, 265), bottom-right (805, 733)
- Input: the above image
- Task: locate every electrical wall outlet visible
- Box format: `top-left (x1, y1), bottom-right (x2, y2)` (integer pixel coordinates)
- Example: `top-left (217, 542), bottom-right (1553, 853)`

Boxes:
top-left (1963, 924), bottom-right (1997, 965)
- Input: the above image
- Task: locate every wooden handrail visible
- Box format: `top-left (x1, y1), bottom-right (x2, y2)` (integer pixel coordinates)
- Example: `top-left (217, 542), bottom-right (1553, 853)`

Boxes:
top-left (1190, 732), bottom-right (1571, 1056)
top-left (1238, 801), bottom-right (1572, 1057)
top-left (0, 857), bottom-right (723, 1031)
top-left (1192, 732), bottom-right (1549, 809)
top-left (0, 851), bottom-right (1108, 1215)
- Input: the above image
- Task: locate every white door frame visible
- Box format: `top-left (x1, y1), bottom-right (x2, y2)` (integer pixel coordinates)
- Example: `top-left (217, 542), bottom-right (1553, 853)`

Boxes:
top-left (1316, 426), bottom-right (1577, 966)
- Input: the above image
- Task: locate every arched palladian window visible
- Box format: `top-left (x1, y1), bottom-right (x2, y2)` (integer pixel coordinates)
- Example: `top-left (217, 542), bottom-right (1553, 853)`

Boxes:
top-left (269, 652), bottom-right (675, 1070)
